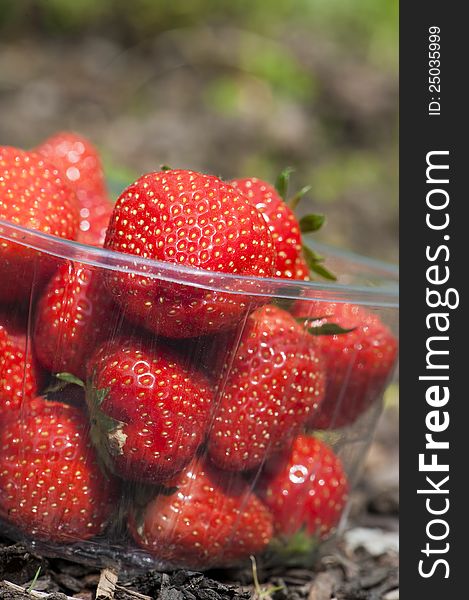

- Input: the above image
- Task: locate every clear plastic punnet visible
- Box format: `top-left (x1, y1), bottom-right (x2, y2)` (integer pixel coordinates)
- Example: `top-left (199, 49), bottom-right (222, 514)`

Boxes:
top-left (0, 219), bottom-right (398, 571)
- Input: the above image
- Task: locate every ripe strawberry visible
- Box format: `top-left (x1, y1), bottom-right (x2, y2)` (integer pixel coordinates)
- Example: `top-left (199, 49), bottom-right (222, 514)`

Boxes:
top-left (34, 262), bottom-right (117, 381)
top-left (104, 169), bottom-right (276, 338)
top-left (0, 334), bottom-right (43, 415)
top-left (208, 305), bottom-right (325, 472)
top-left (36, 131), bottom-right (107, 203)
top-left (0, 325), bottom-right (8, 353)
top-left (1, 312), bottom-right (43, 415)
top-left (0, 147), bottom-right (80, 302)
top-left (292, 254), bottom-right (311, 281)
top-left (165, 326), bottom-right (243, 385)
top-left (293, 301), bottom-right (398, 429)
top-left (230, 174), bottom-right (336, 282)
top-left (129, 459), bottom-right (273, 568)
top-left (36, 131), bottom-right (112, 247)
top-left (77, 196), bottom-right (113, 246)
top-left (257, 435), bottom-right (348, 539)
top-left (86, 337), bottom-right (214, 484)
top-left (0, 397), bottom-right (118, 542)
top-left (230, 177), bottom-right (307, 281)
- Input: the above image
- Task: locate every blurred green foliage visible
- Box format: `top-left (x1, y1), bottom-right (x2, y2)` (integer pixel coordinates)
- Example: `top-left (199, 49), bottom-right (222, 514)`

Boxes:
top-left (309, 152), bottom-right (386, 204)
top-left (0, 0), bottom-right (397, 71)
top-left (240, 40), bottom-right (315, 102)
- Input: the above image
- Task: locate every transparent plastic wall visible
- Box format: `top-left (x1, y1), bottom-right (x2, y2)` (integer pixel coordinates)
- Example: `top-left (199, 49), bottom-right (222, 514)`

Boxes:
top-left (0, 220), bottom-right (398, 571)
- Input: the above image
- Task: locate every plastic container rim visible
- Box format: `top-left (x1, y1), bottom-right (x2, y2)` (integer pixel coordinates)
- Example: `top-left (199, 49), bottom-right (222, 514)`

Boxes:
top-left (0, 219), bottom-right (399, 307)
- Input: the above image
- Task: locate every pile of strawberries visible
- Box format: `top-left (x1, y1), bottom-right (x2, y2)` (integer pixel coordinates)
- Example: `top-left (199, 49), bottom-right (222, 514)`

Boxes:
top-left (0, 134), bottom-right (398, 569)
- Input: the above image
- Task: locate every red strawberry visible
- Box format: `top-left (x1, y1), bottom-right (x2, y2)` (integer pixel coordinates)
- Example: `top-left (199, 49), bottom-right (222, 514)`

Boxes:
top-left (230, 175), bottom-right (336, 282)
top-left (34, 262), bottom-right (117, 381)
top-left (86, 337), bottom-right (214, 484)
top-left (0, 147), bottom-right (80, 302)
top-left (292, 254), bottom-right (311, 281)
top-left (0, 325), bottom-right (7, 353)
top-left (0, 397), bottom-right (118, 542)
top-left (166, 327), bottom-right (242, 385)
top-left (36, 131), bottom-right (107, 203)
top-left (129, 459), bottom-right (273, 568)
top-left (1, 312), bottom-right (43, 415)
top-left (0, 334), bottom-right (43, 414)
top-left (104, 169), bottom-right (276, 338)
top-left (230, 177), bottom-right (307, 281)
top-left (36, 132), bottom-right (112, 248)
top-left (258, 435), bottom-right (348, 539)
top-left (293, 301), bottom-right (398, 429)
top-left (208, 305), bottom-right (325, 472)
top-left (77, 196), bottom-right (113, 246)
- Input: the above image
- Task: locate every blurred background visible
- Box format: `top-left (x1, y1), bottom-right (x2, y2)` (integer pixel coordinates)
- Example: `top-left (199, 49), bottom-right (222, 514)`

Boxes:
top-left (0, 0), bottom-right (398, 262)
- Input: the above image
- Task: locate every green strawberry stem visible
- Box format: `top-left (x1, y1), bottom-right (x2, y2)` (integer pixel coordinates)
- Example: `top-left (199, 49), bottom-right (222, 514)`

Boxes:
top-left (274, 167), bottom-right (312, 210)
top-left (264, 530), bottom-right (320, 568)
top-left (85, 382), bottom-right (126, 467)
top-left (299, 213), bottom-right (325, 233)
top-left (53, 373), bottom-right (124, 475)
top-left (44, 372), bottom-right (85, 394)
top-left (274, 166), bottom-right (294, 201)
top-left (273, 167), bottom-right (315, 214)
top-left (302, 245), bottom-right (337, 281)
top-left (55, 372), bottom-right (85, 387)
top-left (274, 167), bottom-right (337, 281)
top-left (295, 316), bottom-right (355, 336)
top-left (289, 185), bottom-right (312, 211)
top-left (307, 322), bottom-right (355, 335)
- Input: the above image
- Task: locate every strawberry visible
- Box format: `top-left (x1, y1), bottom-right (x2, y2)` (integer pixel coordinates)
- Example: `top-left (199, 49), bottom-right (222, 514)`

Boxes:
top-left (0, 397), bottom-right (118, 542)
top-left (230, 177), bottom-right (308, 281)
top-left (104, 169), bottom-right (276, 338)
top-left (1, 312), bottom-right (43, 415)
top-left (129, 459), bottom-right (273, 568)
top-left (293, 301), bottom-right (398, 429)
top-left (230, 171), bottom-right (337, 282)
top-left (0, 334), bottom-right (43, 414)
top-left (0, 147), bottom-right (80, 303)
top-left (208, 305), bottom-right (325, 472)
top-left (34, 262), bottom-right (117, 381)
top-left (165, 327), bottom-right (242, 384)
top-left (36, 131), bottom-right (107, 203)
top-left (291, 254), bottom-right (311, 281)
top-left (0, 322), bottom-right (8, 352)
top-left (77, 196), bottom-right (113, 246)
top-left (86, 337), bottom-right (214, 484)
top-left (36, 131), bottom-right (112, 247)
top-left (257, 435), bottom-right (348, 539)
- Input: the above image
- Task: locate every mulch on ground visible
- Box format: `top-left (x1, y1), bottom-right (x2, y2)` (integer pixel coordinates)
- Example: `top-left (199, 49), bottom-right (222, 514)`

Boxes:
top-left (0, 521), bottom-right (398, 600)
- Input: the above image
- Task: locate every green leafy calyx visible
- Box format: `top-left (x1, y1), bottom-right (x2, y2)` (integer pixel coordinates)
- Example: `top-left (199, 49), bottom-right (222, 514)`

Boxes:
top-left (302, 245), bottom-right (337, 281)
top-left (296, 316), bottom-right (355, 336)
top-left (274, 166), bottom-right (294, 201)
top-left (299, 213), bottom-right (325, 233)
